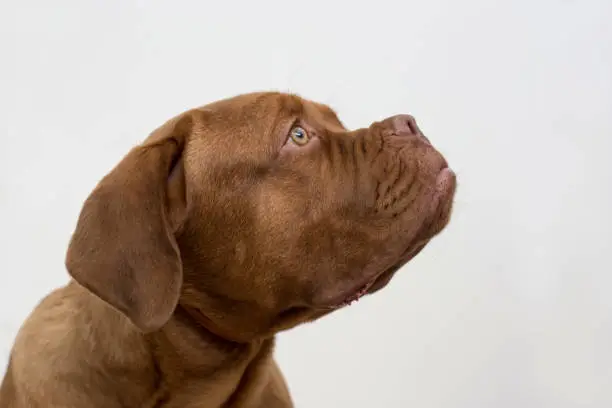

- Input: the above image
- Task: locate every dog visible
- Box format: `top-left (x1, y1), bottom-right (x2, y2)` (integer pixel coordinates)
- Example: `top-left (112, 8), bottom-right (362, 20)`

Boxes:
top-left (0, 92), bottom-right (456, 407)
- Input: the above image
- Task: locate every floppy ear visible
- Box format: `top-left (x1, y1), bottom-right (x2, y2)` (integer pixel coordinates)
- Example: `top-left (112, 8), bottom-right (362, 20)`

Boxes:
top-left (66, 114), bottom-right (192, 332)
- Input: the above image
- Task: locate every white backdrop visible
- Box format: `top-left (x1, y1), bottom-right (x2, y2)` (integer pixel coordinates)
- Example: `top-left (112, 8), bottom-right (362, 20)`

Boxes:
top-left (1, 0), bottom-right (611, 407)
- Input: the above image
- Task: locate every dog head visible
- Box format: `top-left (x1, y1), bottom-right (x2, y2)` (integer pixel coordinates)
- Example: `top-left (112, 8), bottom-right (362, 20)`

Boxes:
top-left (66, 92), bottom-right (456, 341)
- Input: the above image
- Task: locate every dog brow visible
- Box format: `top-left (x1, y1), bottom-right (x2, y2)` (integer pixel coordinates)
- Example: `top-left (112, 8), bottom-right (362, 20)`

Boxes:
top-left (279, 94), bottom-right (305, 118)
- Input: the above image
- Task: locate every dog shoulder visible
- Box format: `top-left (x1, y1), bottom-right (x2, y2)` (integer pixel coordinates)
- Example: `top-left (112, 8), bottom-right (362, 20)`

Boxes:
top-left (5, 282), bottom-right (156, 407)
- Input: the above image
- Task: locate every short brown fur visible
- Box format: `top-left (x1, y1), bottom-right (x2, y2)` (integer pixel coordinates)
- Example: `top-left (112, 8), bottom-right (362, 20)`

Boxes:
top-left (0, 92), bottom-right (456, 407)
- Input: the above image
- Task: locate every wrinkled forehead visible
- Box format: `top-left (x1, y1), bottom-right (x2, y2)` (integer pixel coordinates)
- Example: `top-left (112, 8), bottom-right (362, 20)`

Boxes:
top-left (286, 94), bottom-right (346, 131)
top-left (181, 92), bottom-right (347, 176)
top-left (199, 92), bottom-right (345, 132)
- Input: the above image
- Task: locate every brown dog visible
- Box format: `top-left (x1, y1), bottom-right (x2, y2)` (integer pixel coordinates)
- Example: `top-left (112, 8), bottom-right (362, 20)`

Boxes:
top-left (0, 92), bottom-right (456, 407)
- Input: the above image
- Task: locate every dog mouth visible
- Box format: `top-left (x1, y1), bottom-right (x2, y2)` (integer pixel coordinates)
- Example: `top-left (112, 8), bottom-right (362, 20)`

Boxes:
top-left (320, 167), bottom-right (455, 310)
top-left (321, 242), bottom-right (426, 310)
top-left (338, 266), bottom-right (397, 307)
top-left (334, 274), bottom-right (383, 308)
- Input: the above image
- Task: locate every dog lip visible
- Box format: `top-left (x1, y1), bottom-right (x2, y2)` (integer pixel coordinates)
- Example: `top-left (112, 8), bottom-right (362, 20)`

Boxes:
top-left (435, 167), bottom-right (455, 196)
top-left (316, 272), bottom-right (381, 310)
top-left (319, 256), bottom-right (409, 310)
top-left (317, 246), bottom-right (420, 310)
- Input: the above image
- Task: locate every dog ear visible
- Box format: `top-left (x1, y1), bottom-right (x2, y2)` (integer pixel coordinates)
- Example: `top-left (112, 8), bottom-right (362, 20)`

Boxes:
top-left (66, 114), bottom-right (192, 332)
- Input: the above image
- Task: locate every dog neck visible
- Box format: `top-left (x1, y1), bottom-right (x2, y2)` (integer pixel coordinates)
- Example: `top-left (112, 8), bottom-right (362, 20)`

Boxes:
top-left (178, 304), bottom-right (248, 344)
top-left (145, 304), bottom-right (275, 405)
top-left (78, 283), bottom-right (275, 406)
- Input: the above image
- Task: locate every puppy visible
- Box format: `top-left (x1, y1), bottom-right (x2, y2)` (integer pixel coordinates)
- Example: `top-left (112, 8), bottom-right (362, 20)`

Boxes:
top-left (0, 92), bottom-right (456, 407)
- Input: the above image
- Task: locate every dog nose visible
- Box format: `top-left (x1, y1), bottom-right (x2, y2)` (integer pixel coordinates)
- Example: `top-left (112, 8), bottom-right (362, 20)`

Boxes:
top-left (385, 114), bottom-right (430, 144)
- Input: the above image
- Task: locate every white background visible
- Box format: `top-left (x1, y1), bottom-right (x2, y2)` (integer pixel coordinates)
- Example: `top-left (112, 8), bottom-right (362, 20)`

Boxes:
top-left (1, 0), bottom-right (611, 407)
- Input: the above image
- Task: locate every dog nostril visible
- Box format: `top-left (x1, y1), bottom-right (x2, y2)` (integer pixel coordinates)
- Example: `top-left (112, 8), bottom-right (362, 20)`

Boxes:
top-left (382, 114), bottom-right (431, 144)
top-left (404, 116), bottom-right (419, 135)
top-left (389, 114), bottom-right (422, 136)
top-left (383, 115), bottom-right (431, 145)
top-left (388, 115), bottom-right (414, 135)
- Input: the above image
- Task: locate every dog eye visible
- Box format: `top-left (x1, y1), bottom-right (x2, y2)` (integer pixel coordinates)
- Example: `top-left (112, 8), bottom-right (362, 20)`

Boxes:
top-left (289, 126), bottom-right (310, 146)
